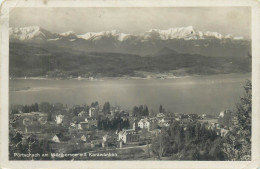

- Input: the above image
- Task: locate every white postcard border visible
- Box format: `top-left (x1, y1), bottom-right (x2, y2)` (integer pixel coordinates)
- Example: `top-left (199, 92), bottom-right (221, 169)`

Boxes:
top-left (1, 0), bottom-right (260, 168)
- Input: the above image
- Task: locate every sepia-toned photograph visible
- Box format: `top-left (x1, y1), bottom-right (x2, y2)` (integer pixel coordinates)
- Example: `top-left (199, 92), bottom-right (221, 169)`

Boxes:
top-left (7, 6), bottom-right (252, 161)
top-left (1, 1), bottom-right (260, 168)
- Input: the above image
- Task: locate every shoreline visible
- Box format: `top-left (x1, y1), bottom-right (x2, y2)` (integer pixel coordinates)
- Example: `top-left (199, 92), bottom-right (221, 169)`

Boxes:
top-left (9, 72), bottom-right (251, 81)
top-left (9, 75), bottom-right (193, 81)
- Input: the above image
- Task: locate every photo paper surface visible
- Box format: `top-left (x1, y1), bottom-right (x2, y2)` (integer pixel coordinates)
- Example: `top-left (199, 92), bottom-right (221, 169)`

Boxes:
top-left (1, 0), bottom-right (260, 168)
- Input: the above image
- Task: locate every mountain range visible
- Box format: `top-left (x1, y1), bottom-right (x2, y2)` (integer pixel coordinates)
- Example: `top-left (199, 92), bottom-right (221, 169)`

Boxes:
top-left (9, 26), bottom-right (250, 57)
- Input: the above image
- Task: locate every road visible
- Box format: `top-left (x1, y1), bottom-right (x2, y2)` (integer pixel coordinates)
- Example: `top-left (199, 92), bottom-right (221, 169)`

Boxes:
top-left (88, 144), bottom-right (151, 153)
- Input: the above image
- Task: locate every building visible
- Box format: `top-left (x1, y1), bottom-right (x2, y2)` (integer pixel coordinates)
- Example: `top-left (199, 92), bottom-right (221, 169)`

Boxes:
top-left (156, 113), bottom-right (166, 123)
top-left (162, 121), bottom-right (170, 127)
top-left (218, 110), bottom-right (232, 128)
top-left (157, 113), bottom-right (165, 118)
top-left (156, 115), bottom-right (173, 127)
top-left (219, 111), bottom-right (225, 118)
top-left (220, 128), bottom-right (229, 137)
top-left (38, 117), bottom-right (47, 125)
top-left (88, 118), bottom-right (98, 128)
top-left (52, 135), bottom-right (61, 143)
top-left (118, 129), bottom-right (140, 144)
top-left (118, 139), bottom-right (123, 148)
top-left (201, 114), bottom-right (207, 119)
top-left (78, 111), bottom-right (87, 117)
top-left (70, 122), bottom-right (76, 127)
top-left (89, 107), bottom-right (98, 117)
top-left (77, 118), bottom-right (98, 129)
top-left (137, 118), bottom-right (151, 131)
top-left (79, 121), bottom-right (89, 130)
top-left (103, 134), bottom-right (111, 142)
top-left (175, 116), bottom-right (181, 121)
top-left (55, 114), bottom-right (64, 124)
top-left (52, 133), bottom-right (67, 143)
top-left (102, 140), bottom-right (108, 148)
top-left (81, 135), bottom-right (87, 142)
top-left (208, 122), bottom-right (220, 130)
top-left (90, 140), bottom-right (101, 148)
top-left (188, 114), bottom-right (199, 120)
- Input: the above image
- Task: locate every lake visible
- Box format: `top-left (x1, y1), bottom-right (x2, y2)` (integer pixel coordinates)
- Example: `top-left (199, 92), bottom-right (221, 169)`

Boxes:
top-left (9, 73), bottom-right (251, 116)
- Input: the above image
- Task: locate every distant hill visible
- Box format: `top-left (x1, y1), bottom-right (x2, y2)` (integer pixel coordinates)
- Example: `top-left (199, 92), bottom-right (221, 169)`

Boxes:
top-left (154, 47), bottom-right (178, 56)
top-left (9, 42), bottom-right (251, 78)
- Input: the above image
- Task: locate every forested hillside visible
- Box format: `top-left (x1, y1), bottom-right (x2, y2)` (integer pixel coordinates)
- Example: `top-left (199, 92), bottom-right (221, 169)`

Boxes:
top-left (9, 42), bottom-right (251, 78)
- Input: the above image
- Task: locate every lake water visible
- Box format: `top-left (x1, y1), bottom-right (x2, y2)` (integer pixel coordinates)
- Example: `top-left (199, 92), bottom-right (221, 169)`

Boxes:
top-left (9, 73), bottom-right (251, 116)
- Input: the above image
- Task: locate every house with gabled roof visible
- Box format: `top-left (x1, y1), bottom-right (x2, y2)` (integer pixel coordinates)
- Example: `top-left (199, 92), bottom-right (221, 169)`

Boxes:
top-left (137, 118), bottom-right (151, 131)
top-left (55, 114), bottom-right (64, 124)
top-left (52, 133), bottom-right (68, 143)
top-left (118, 129), bottom-right (140, 144)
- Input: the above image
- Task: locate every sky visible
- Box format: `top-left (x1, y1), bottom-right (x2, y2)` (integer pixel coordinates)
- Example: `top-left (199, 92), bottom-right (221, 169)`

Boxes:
top-left (9, 7), bottom-right (251, 38)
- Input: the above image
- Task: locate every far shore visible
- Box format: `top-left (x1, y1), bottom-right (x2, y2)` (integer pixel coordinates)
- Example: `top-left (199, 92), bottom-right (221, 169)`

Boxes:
top-left (9, 72), bottom-right (251, 81)
top-left (9, 75), bottom-right (192, 81)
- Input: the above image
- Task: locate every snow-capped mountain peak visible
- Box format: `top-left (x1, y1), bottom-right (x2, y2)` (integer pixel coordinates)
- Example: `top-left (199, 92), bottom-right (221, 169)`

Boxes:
top-left (204, 31), bottom-right (223, 39)
top-left (9, 26), bottom-right (247, 42)
top-left (60, 31), bottom-right (76, 37)
top-left (233, 36), bottom-right (244, 40)
top-left (145, 26), bottom-right (203, 40)
top-left (59, 31), bottom-right (78, 39)
top-left (225, 34), bottom-right (234, 39)
top-left (9, 26), bottom-right (57, 41)
top-left (10, 26), bottom-right (44, 40)
top-left (78, 30), bottom-right (130, 41)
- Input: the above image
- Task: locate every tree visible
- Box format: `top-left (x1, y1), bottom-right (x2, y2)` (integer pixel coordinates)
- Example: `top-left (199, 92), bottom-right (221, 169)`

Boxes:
top-left (122, 119), bottom-right (130, 129)
top-left (91, 101), bottom-right (99, 108)
top-left (34, 102), bottom-right (39, 112)
top-left (151, 130), bottom-right (171, 159)
top-left (138, 105), bottom-right (144, 115)
top-left (159, 104), bottom-right (163, 113)
top-left (47, 112), bottom-right (52, 121)
top-left (54, 102), bottom-right (63, 111)
top-left (132, 106), bottom-right (139, 117)
top-left (195, 122), bottom-right (201, 140)
top-left (9, 129), bottom-right (24, 159)
top-left (39, 102), bottom-right (52, 113)
top-left (103, 102), bottom-right (110, 115)
top-left (143, 105), bottom-right (149, 117)
top-left (222, 80), bottom-right (252, 160)
top-left (150, 109), bottom-right (155, 117)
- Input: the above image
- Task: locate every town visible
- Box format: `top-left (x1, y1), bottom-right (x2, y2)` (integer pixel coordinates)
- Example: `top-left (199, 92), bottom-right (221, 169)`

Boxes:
top-left (10, 101), bottom-right (233, 160)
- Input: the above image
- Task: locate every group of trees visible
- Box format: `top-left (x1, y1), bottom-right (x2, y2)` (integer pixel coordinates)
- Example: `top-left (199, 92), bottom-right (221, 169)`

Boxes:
top-left (132, 104), bottom-right (170, 118)
top-left (10, 102), bottom-right (66, 114)
top-left (10, 42), bottom-right (251, 78)
top-left (40, 102), bottom-right (66, 113)
top-left (91, 101), bottom-right (99, 108)
top-left (9, 118), bottom-right (52, 160)
top-left (132, 105), bottom-right (149, 117)
top-left (151, 121), bottom-right (223, 160)
top-left (69, 105), bottom-right (89, 116)
top-left (9, 134), bottom-right (52, 160)
top-left (11, 103), bottom-right (39, 114)
top-left (218, 110), bottom-right (232, 128)
top-left (159, 104), bottom-right (166, 114)
top-left (151, 80), bottom-right (252, 161)
top-left (97, 117), bottom-right (130, 131)
top-left (221, 80), bottom-right (252, 160)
